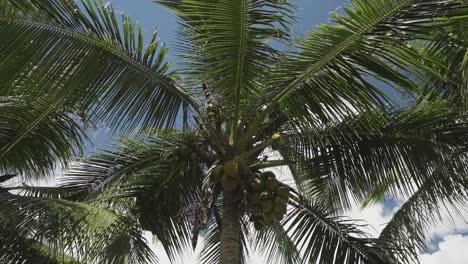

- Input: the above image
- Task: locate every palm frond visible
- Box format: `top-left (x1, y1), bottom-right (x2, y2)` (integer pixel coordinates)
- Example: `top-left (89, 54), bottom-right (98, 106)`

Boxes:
top-left (252, 223), bottom-right (302, 264)
top-left (0, 96), bottom-right (86, 177)
top-left (284, 195), bottom-right (396, 264)
top-left (0, 0), bottom-right (196, 136)
top-left (241, 0), bottom-right (467, 147)
top-left (379, 162), bottom-right (468, 264)
top-left (278, 100), bottom-right (468, 209)
top-left (58, 131), bottom-right (205, 262)
top-left (197, 225), bottom-right (221, 264)
top-left (60, 136), bottom-right (173, 200)
top-left (0, 191), bottom-right (157, 264)
top-left (0, 227), bottom-right (81, 264)
top-left (411, 21), bottom-right (468, 106)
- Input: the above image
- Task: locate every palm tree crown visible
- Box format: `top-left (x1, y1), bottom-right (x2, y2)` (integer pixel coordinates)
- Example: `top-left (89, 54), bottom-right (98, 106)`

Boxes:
top-left (0, 0), bottom-right (467, 263)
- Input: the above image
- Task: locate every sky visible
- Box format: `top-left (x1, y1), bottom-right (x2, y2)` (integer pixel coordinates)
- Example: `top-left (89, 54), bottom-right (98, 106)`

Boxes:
top-left (107, 0), bottom-right (346, 61)
top-left (61, 1), bottom-right (468, 263)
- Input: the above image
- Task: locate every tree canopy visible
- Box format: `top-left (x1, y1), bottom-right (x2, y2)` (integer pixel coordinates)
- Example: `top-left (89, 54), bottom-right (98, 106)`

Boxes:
top-left (0, 0), bottom-right (467, 263)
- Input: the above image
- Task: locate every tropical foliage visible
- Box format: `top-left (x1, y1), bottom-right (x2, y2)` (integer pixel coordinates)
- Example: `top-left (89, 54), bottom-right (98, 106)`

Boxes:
top-left (0, 0), bottom-right (467, 263)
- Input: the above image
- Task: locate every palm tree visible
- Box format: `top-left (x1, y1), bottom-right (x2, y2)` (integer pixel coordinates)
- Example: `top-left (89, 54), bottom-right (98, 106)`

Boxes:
top-left (0, 0), bottom-right (467, 263)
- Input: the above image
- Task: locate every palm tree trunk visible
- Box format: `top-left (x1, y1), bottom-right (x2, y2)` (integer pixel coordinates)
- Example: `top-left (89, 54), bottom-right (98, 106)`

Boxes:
top-left (219, 191), bottom-right (241, 264)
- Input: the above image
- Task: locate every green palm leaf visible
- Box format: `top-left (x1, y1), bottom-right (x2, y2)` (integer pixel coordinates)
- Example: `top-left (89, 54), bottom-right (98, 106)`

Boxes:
top-left (241, 0), bottom-right (467, 147)
top-left (411, 21), bottom-right (468, 105)
top-left (284, 195), bottom-right (395, 264)
top-left (252, 223), bottom-right (302, 264)
top-left (0, 96), bottom-right (86, 177)
top-left (0, 191), bottom-right (157, 263)
top-left (57, 131), bottom-right (205, 262)
top-left (278, 100), bottom-right (468, 209)
top-left (379, 162), bottom-right (468, 264)
top-left (0, 0), bottom-right (196, 135)
top-left (0, 225), bottom-right (82, 264)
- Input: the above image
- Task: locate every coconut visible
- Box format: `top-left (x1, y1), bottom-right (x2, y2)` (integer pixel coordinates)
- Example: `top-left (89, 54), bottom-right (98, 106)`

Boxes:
top-left (233, 156), bottom-right (248, 175)
top-left (223, 156), bottom-right (247, 179)
top-left (223, 160), bottom-right (238, 179)
top-left (261, 171), bottom-right (275, 179)
top-left (276, 186), bottom-right (290, 199)
top-left (206, 103), bottom-right (215, 112)
top-left (271, 133), bottom-right (281, 150)
top-left (173, 145), bottom-right (191, 157)
top-left (182, 145), bottom-right (192, 156)
top-left (265, 177), bottom-right (279, 191)
top-left (247, 192), bottom-right (261, 206)
top-left (249, 178), bottom-right (265, 192)
top-left (271, 133), bottom-right (281, 141)
top-left (273, 197), bottom-right (288, 213)
top-left (221, 174), bottom-right (240, 192)
top-left (273, 211), bottom-right (284, 221)
top-left (247, 173), bottom-right (262, 181)
top-left (260, 199), bottom-right (273, 213)
top-left (251, 205), bottom-right (263, 216)
top-left (263, 213), bottom-right (274, 224)
top-left (259, 191), bottom-right (273, 200)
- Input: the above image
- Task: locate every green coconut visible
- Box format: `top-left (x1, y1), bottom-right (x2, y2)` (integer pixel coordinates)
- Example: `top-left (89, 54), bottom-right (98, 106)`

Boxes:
top-left (251, 205), bottom-right (263, 216)
top-left (247, 192), bottom-right (261, 206)
top-left (223, 160), bottom-right (238, 179)
top-left (261, 171), bottom-right (276, 179)
top-left (271, 133), bottom-right (281, 150)
top-left (221, 174), bottom-right (240, 192)
top-left (173, 145), bottom-right (191, 157)
top-left (249, 177), bottom-right (265, 192)
top-left (273, 211), bottom-right (284, 221)
top-left (233, 155), bottom-right (248, 175)
top-left (271, 133), bottom-right (281, 141)
top-left (276, 186), bottom-right (290, 199)
top-left (248, 172), bottom-right (260, 182)
top-left (206, 103), bottom-right (215, 112)
top-left (260, 191), bottom-right (273, 200)
top-left (260, 199), bottom-right (274, 213)
top-left (223, 156), bottom-right (247, 179)
top-left (273, 197), bottom-right (288, 213)
top-left (182, 145), bottom-right (192, 156)
top-left (265, 177), bottom-right (279, 191)
top-left (263, 213), bottom-right (274, 224)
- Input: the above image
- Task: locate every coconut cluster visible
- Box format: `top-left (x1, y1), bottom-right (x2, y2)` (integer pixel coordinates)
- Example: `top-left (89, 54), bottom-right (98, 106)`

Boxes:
top-left (246, 171), bottom-right (289, 230)
top-left (209, 158), bottom-right (290, 230)
top-left (211, 156), bottom-right (247, 192)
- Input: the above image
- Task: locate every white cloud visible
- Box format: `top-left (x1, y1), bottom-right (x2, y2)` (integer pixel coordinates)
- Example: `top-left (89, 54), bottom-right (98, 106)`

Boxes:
top-left (420, 234), bottom-right (468, 264)
top-left (427, 209), bottom-right (468, 240)
top-left (344, 196), bottom-right (468, 264)
top-left (346, 201), bottom-right (398, 237)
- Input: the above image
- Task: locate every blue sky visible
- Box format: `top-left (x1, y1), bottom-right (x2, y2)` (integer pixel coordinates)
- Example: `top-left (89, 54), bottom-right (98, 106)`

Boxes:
top-left (87, 1), bottom-right (468, 263)
top-left (108, 0), bottom-right (348, 59)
